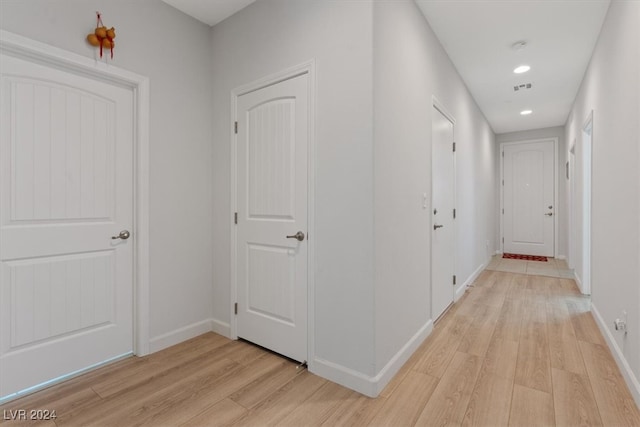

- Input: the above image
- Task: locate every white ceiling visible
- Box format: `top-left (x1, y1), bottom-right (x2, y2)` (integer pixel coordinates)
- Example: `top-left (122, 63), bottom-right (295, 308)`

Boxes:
top-left (161, 0), bottom-right (256, 27)
top-left (162, 0), bottom-right (610, 134)
top-left (416, 0), bottom-right (611, 134)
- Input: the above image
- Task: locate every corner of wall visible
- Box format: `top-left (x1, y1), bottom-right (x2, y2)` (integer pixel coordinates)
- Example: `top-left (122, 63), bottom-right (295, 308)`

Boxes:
top-left (148, 318), bottom-right (230, 354)
top-left (310, 319), bottom-right (433, 397)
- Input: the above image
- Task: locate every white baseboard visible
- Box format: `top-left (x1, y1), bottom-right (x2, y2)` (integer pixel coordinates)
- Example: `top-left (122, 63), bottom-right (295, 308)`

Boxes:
top-left (309, 319), bottom-right (433, 398)
top-left (211, 318), bottom-right (231, 338)
top-left (495, 250), bottom-right (503, 255)
top-left (574, 271), bottom-right (584, 293)
top-left (555, 254), bottom-right (567, 260)
top-left (591, 303), bottom-right (640, 406)
top-left (310, 357), bottom-right (378, 397)
top-left (456, 262), bottom-right (486, 302)
top-left (149, 319), bottom-right (217, 353)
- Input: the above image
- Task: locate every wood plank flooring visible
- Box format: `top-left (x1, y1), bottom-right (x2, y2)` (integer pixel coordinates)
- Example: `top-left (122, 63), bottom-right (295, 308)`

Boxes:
top-left (2, 269), bottom-right (639, 426)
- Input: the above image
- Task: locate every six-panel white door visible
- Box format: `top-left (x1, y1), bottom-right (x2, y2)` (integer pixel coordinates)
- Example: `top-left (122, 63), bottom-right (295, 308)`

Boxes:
top-left (503, 140), bottom-right (555, 256)
top-left (0, 54), bottom-right (134, 398)
top-left (236, 73), bottom-right (308, 363)
top-left (431, 106), bottom-right (455, 321)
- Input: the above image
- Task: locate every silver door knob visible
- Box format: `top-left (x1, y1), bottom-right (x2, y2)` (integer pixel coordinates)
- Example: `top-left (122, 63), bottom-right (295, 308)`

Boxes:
top-left (544, 213), bottom-right (553, 216)
top-left (286, 231), bottom-right (305, 241)
top-left (112, 230), bottom-right (131, 240)
top-left (434, 224), bottom-right (444, 230)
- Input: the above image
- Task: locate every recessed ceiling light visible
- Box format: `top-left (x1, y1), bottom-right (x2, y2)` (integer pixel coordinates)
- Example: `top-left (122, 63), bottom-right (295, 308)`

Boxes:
top-left (520, 110), bottom-right (533, 115)
top-left (514, 65), bottom-right (531, 74)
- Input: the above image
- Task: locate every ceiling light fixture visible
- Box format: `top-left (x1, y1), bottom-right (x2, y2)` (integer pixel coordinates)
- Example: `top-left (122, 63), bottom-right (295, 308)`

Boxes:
top-left (514, 65), bottom-right (531, 74)
top-left (520, 110), bottom-right (533, 115)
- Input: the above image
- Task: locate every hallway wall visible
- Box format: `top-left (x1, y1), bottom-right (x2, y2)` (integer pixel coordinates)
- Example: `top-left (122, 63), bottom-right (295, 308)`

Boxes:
top-left (373, 1), bottom-right (496, 380)
top-left (210, 0), bottom-right (377, 389)
top-left (565, 0), bottom-right (640, 402)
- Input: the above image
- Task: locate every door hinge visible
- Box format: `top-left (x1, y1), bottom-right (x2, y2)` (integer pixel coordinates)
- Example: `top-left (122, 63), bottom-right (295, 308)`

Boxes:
top-left (234, 121), bottom-right (238, 134)
top-left (453, 208), bottom-right (456, 219)
top-left (453, 142), bottom-right (456, 152)
top-left (234, 212), bottom-right (238, 224)
top-left (502, 237), bottom-right (504, 243)
top-left (502, 179), bottom-right (504, 186)
top-left (502, 208), bottom-right (504, 214)
top-left (453, 275), bottom-right (457, 285)
top-left (502, 151), bottom-right (504, 157)
top-left (234, 302), bottom-right (238, 315)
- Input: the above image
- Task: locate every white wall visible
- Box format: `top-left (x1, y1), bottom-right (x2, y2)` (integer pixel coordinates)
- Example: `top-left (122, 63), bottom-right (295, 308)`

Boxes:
top-left (211, 0), bottom-right (497, 396)
top-left (209, 0), bottom-right (376, 382)
top-left (0, 0), bottom-right (215, 350)
top-left (564, 0), bottom-right (640, 401)
top-left (373, 1), bottom-right (496, 377)
top-left (496, 127), bottom-right (567, 258)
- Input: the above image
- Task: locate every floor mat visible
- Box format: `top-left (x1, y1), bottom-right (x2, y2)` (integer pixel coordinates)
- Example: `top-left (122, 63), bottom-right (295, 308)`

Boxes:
top-left (502, 253), bottom-right (548, 262)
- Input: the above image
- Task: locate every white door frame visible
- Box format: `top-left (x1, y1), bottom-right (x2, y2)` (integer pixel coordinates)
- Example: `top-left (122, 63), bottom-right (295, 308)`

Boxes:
top-left (0, 31), bottom-right (151, 356)
top-left (568, 140), bottom-right (576, 269)
top-left (431, 96), bottom-right (456, 316)
top-left (581, 112), bottom-right (593, 294)
top-left (500, 137), bottom-right (559, 257)
top-left (230, 61), bottom-right (315, 367)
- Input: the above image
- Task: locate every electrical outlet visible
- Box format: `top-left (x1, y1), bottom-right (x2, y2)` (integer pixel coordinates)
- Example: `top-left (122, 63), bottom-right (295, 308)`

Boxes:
top-left (614, 310), bottom-right (628, 334)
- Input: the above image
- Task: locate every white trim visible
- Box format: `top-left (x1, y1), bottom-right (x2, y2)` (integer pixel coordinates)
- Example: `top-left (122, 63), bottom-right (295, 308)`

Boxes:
top-left (229, 60), bottom-right (316, 365)
top-left (499, 137), bottom-right (559, 258)
top-left (149, 320), bottom-right (215, 354)
top-left (0, 31), bottom-right (150, 355)
top-left (211, 319), bottom-right (231, 338)
top-left (581, 112), bottom-right (593, 295)
top-left (573, 270), bottom-right (583, 291)
top-left (556, 255), bottom-right (567, 260)
top-left (568, 139), bottom-right (577, 270)
top-left (457, 262), bottom-right (485, 302)
top-left (310, 320), bottom-right (433, 397)
top-left (372, 320), bottom-right (433, 396)
top-left (431, 96), bottom-right (457, 319)
top-left (591, 303), bottom-right (640, 406)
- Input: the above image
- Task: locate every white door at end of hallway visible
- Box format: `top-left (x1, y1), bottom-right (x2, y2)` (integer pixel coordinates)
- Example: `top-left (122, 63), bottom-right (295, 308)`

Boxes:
top-left (0, 54), bottom-right (134, 398)
top-left (503, 140), bottom-right (555, 257)
top-left (235, 73), bottom-right (309, 363)
top-left (431, 106), bottom-right (455, 321)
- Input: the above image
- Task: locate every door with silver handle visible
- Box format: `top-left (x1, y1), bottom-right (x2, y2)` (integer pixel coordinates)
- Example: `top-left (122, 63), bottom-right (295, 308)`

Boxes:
top-left (286, 231), bottom-right (305, 241)
top-left (112, 230), bottom-right (131, 240)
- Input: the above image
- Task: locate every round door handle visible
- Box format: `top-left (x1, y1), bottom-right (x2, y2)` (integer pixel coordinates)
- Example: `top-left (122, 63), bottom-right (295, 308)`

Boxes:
top-left (286, 231), bottom-right (305, 242)
top-left (112, 230), bottom-right (131, 240)
top-left (434, 224), bottom-right (444, 230)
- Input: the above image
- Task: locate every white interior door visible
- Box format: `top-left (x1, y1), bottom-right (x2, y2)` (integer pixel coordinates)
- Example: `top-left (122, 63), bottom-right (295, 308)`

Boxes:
top-left (431, 106), bottom-right (455, 320)
top-left (503, 140), bottom-right (555, 257)
top-left (235, 73), bottom-right (308, 363)
top-left (0, 54), bottom-right (134, 398)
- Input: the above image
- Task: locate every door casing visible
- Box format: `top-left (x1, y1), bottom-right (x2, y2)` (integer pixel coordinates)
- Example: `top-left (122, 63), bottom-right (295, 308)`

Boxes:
top-left (0, 31), bottom-right (150, 375)
top-left (230, 60), bottom-right (315, 368)
top-left (500, 137), bottom-right (559, 257)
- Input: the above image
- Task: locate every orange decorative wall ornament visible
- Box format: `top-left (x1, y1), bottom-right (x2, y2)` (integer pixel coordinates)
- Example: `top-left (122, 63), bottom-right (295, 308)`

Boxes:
top-left (86, 12), bottom-right (116, 59)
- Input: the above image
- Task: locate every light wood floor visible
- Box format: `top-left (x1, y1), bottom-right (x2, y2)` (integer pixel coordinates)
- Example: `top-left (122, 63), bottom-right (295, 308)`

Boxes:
top-left (2, 270), bottom-right (640, 426)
